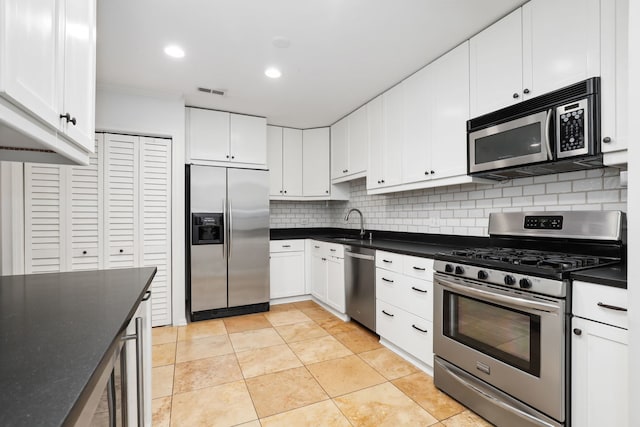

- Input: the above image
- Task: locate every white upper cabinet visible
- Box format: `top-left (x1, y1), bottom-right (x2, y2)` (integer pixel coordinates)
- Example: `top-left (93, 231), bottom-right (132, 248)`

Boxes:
top-left (347, 105), bottom-right (368, 176)
top-left (381, 85), bottom-right (404, 188)
top-left (1, 0), bottom-right (59, 127)
top-left (0, 0), bottom-right (96, 164)
top-left (267, 126), bottom-right (284, 197)
top-left (186, 107), bottom-right (267, 167)
top-left (522, 0), bottom-right (600, 99)
top-left (187, 108), bottom-right (230, 162)
top-left (60, 0), bottom-right (96, 152)
top-left (430, 42), bottom-right (470, 179)
top-left (402, 66), bottom-right (432, 184)
top-left (470, 0), bottom-right (600, 118)
top-left (331, 105), bottom-right (368, 182)
top-left (600, 0), bottom-right (629, 163)
top-left (302, 127), bottom-right (330, 197)
top-left (230, 113), bottom-right (267, 165)
top-left (282, 128), bottom-right (303, 197)
top-left (366, 95), bottom-right (384, 191)
top-left (330, 117), bottom-right (348, 179)
top-left (469, 9), bottom-right (523, 118)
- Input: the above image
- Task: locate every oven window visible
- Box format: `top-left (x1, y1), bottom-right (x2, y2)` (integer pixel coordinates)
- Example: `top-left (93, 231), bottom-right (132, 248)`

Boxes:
top-left (443, 291), bottom-right (541, 377)
top-left (475, 122), bottom-right (542, 164)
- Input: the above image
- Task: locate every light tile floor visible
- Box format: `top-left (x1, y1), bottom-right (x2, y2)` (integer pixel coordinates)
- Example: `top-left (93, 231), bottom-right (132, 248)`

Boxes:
top-left (151, 300), bottom-right (493, 427)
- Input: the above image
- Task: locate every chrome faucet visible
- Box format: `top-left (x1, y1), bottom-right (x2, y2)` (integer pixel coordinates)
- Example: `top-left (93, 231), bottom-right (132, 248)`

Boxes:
top-left (345, 208), bottom-right (365, 239)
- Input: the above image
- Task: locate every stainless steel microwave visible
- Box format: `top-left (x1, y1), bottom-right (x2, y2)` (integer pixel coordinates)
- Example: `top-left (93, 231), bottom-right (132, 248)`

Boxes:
top-left (468, 78), bottom-right (603, 180)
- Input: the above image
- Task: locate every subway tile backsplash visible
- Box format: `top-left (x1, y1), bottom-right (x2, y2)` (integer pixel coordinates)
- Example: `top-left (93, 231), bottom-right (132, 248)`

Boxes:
top-left (269, 167), bottom-right (627, 236)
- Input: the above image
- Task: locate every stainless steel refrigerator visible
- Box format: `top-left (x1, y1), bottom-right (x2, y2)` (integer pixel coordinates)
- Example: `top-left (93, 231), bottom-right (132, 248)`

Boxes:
top-left (186, 165), bottom-right (270, 321)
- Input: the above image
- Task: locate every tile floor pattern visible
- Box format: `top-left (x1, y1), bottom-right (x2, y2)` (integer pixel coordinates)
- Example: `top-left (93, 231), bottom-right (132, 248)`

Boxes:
top-left (151, 301), bottom-right (493, 427)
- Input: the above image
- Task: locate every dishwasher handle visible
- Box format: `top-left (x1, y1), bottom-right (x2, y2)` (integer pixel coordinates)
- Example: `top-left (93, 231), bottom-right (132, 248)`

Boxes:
top-left (345, 251), bottom-right (375, 261)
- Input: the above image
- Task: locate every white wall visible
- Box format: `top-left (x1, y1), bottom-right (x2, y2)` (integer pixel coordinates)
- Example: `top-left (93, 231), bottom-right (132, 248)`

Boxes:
top-left (95, 85), bottom-right (187, 326)
top-left (626, 0), bottom-right (638, 423)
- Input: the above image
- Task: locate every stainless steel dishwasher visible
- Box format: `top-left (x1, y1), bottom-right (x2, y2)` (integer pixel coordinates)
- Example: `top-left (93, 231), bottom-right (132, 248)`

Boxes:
top-left (344, 245), bottom-right (376, 332)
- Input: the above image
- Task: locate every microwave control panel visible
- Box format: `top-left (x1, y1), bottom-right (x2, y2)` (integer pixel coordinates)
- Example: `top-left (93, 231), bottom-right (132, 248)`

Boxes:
top-left (556, 98), bottom-right (589, 158)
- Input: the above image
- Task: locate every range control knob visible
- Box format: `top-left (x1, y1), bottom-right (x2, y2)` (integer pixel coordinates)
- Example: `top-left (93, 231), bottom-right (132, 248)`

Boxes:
top-left (519, 278), bottom-right (532, 289)
top-left (445, 264), bottom-right (454, 273)
top-left (477, 270), bottom-right (488, 280)
top-left (455, 266), bottom-right (465, 275)
top-left (504, 275), bottom-right (516, 286)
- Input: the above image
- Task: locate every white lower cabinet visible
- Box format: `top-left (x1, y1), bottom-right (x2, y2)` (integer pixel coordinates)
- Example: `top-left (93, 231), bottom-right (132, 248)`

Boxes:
top-left (571, 281), bottom-right (628, 426)
top-left (23, 133), bottom-right (173, 327)
top-left (376, 250), bottom-right (434, 366)
top-left (308, 240), bottom-right (345, 313)
top-left (269, 240), bottom-right (306, 299)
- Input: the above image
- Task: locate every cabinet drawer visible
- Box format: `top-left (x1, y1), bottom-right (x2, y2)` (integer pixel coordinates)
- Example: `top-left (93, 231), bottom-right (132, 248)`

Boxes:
top-left (376, 250), bottom-right (403, 272)
top-left (326, 243), bottom-right (344, 258)
top-left (403, 255), bottom-right (434, 280)
top-left (308, 240), bottom-right (325, 256)
top-left (376, 269), bottom-right (433, 321)
top-left (376, 299), bottom-right (433, 365)
top-left (573, 281), bottom-right (628, 329)
top-left (270, 239), bottom-right (305, 253)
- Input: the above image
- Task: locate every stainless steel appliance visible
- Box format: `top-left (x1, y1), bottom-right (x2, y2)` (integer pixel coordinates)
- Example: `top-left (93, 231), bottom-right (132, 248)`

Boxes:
top-left (186, 165), bottom-right (270, 321)
top-left (433, 211), bottom-right (625, 427)
top-left (344, 246), bottom-right (376, 331)
top-left (468, 78), bottom-right (602, 180)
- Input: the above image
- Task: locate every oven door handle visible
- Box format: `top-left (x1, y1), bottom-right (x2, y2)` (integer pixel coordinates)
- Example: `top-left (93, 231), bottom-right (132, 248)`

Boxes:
top-left (436, 276), bottom-right (560, 314)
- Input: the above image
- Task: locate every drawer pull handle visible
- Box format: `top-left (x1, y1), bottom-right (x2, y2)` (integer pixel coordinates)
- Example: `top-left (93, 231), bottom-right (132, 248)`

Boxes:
top-left (322, 257), bottom-right (327, 261)
top-left (282, 245), bottom-right (291, 248)
top-left (412, 324), bottom-right (428, 333)
top-left (412, 266), bottom-right (426, 271)
top-left (382, 310), bottom-right (394, 317)
top-left (382, 277), bottom-right (394, 283)
top-left (411, 286), bottom-right (427, 293)
top-left (314, 245), bottom-right (320, 249)
top-left (382, 259), bottom-right (392, 263)
top-left (597, 302), bottom-right (627, 312)
top-left (330, 249), bottom-right (336, 252)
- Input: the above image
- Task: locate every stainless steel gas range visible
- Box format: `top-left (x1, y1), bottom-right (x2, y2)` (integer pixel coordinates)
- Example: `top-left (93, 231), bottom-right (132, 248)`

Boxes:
top-left (433, 211), bottom-right (625, 427)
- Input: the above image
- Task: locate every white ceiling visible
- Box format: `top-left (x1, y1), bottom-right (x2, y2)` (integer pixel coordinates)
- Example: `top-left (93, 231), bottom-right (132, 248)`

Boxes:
top-left (97, 0), bottom-right (526, 129)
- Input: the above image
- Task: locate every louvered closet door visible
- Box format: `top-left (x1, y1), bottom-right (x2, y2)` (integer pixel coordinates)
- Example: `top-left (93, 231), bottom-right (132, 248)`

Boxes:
top-left (24, 164), bottom-right (67, 273)
top-left (66, 136), bottom-right (103, 271)
top-left (139, 137), bottom-right (172, 326)
top-left (104, 134), bottom-right (139, 269)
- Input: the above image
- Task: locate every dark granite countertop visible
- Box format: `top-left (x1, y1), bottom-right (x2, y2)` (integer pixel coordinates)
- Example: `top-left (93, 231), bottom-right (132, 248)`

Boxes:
top-left (270, 227), bottom-right (487, 259)
top-left (571, 263), bottom-right (627, 289)
top-left (0, 267), bottom-right (156, 427)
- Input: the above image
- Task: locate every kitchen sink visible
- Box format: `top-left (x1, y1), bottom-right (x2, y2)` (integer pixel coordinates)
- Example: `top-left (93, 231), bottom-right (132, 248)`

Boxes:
top-left (331, 237), bottom-right (365, 243)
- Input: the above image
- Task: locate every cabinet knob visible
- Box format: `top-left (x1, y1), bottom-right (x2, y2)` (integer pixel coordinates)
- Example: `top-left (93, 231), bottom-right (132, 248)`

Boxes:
top-left (280, 190), bottom-right (283, 193)
top-left (573, 328), bottom-right (582, 336)
top-left (377, 180), bottom-right (381, 184)
top-left (513, 93), bottom-right (520, 99)
top-left (231, 155), bottom-right (235, 159)
top-left (424, 171), bottom-right (429, 175)
top-left (59, 113), bottom-right (76, 125)
top-left (325, 190), bottom-right (329, 194)
top-left (119, 249), bottom-right (124, 253)
top-left (430, 170), bottom-right (435, 175)
top-left (380, 179), bottom-right (385, 183)
top-left (82, 250), bottom-right (87, 255)
top-left (226, 155), bottom-right (230, 158)
top-left (283, 190), bottom-right (287, 194)
top-left (523, 88), bottom-right (530, 94)
top-left (603, 136), bottom-right (612, 143)
top-left (342, 169), bottom-right (348, 173)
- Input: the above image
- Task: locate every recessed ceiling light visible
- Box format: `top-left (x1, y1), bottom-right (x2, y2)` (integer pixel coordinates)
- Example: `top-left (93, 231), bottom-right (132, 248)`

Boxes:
top-left (164, 44), bottom-right (185, 58)
top-left (265, 67), bottom-right (282, 79)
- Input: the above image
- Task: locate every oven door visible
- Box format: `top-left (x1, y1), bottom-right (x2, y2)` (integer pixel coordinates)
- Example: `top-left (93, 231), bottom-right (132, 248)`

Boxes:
top-left (433, 273), bottom-right (565, 422)
top-left (468, 109), bottom-right (553, 174)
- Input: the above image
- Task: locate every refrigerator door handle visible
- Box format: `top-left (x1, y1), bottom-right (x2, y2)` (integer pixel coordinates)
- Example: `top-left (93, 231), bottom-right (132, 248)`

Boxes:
top-left (222, 198), bottom-right (226, 259)
top-left (228, 198), bottom-right (232, 259)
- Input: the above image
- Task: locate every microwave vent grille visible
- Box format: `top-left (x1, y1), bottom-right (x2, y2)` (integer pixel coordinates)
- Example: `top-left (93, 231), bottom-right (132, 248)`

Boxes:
top-left (469, 77), bottom-right (600, 130)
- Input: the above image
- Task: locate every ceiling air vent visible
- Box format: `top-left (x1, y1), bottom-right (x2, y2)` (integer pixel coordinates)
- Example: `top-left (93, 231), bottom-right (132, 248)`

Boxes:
top-left (197, 87), bottom-right (225, 96)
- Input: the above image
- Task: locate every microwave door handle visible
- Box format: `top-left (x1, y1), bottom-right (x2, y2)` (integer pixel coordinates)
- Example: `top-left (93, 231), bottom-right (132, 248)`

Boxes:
top-left (544, 108), bottom-right (553, 160)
